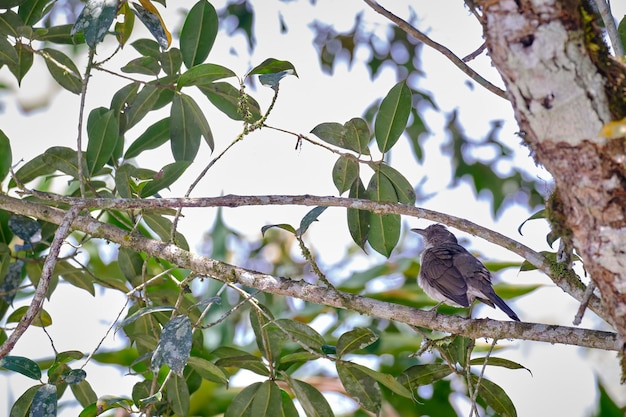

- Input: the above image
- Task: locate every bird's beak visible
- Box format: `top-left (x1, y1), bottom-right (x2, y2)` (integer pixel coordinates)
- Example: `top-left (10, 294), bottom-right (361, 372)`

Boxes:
top-left (411, 228), bottom-right (426, 236)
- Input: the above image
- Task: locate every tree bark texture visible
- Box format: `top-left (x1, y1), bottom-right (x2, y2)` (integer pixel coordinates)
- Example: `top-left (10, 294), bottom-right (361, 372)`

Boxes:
top-left (480, 0), bottom-right (626, 346)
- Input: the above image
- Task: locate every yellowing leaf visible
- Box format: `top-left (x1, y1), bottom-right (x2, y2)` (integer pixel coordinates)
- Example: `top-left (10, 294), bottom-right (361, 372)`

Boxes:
top-left (132, 0), bottom-right (171, 49)
top-left (600, 117), bottom-right (626, 139)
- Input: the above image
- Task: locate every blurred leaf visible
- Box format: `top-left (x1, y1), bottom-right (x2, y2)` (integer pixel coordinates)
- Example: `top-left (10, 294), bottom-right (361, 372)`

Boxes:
top-left (151, 315), bottom-right (192, 376)
top-left (0, 260), bottom-right (24, 304)
top-left (198, 82), bottom-right (262, 121)
top-left (224, 382), bottom-right (261, 417)
top-left (336, 327), bottom-right (378, 358)
top-left (274, 318), bottom-right (325, 352)
top-left (180, 0), bottom-right (218, 68)
top-left (618, 16), bottom-right (626, 57)
top-left (139, 160), bottom-right (192, 197)
top-left (7, 305), bottom-right (52, 327)
top-left (166, 374), bottom-right (190, 416)
top-left (258, 69), bottom-right (295, 90)
top-left (29, 384), bottom-right (57, 417)
top-left (187, 356), bottom-right (229, 384)
top-left (86, 107), bottom-right (118, 176)
top-left (472, 375), bottom-right (517, 417)
top-left (468, 357), bottom-right (532, 375)
top-left (71, 0), bottom-right (117, 49)
top-left (250, 380), bottom-right (282, 417)
top-left (398, 363), bottom-right (453, 387)
top-left (332, 155), bottom-right (359, 194)
top-left (132, 0), bottom-right (171, 49)
top-left (41, 48), bottom-right (82, 94)
top-left (375, 81), bottom-right (411, 153)
top-left (261, 223), bottom-right (296, 236)
top-left (124, 118), bottom-right (170, 159)
top-left (249, 58), bottom-right (298, 77)
top-left (283, 373), bottom-right (334, 417)
top-left (337, 362), bottom-right (381, 414)
top-left (143, 214), bottom-right (190, 251)
top-left (33, 24), bottom-right (85, 44)
top-left (297, 206), bottom-right (327, 236)
top-left (117, 247), bottom-right (144, 282)
top-left (8, 214), bottom-right (40, 241)
top-left (0, 355), bottom-right (41, 379)
top-left (70, 380), bottom-right (97, 408)
top-left (517, 209), bottom-right (545, 235)
top-left (178, 63), bottom-right (236, 87)
top-left (10, 153), bottom-right (56, 188)
top-left (347, 177), bottom-right (369, 250)
top-left (56, 261), bottom-right (95, 296)
top-left (43, 146), bottom-right (85, 179)
top-left (250, 306), bottom-right (283, 365)
top-left (117, 306), bottom-right (176, 329)
top-left (62, 368), bottom-right (86, 384)
top-left (0, 35), bottom-right (17, 67)
top-left (0, 130), bottom-right (10, 182)
top-left (0, 11), bottom-right (22, 37)
top-left (595, 379), bottom-right (625, 417)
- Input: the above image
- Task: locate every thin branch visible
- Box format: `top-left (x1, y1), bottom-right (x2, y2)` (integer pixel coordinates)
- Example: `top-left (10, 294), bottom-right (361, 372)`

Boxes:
top-left (592, 0), bottom-right (624, 56)
top-left (363, 0), bottom-right (507, 99)
top-left (76, 49), bottom-right (95, 198)
top-left (0, 194), bottom-right (618, 351)
top-left (19, 192), bottom-right (604, 321)
top-left (0, 206), bottom-right (81, 359)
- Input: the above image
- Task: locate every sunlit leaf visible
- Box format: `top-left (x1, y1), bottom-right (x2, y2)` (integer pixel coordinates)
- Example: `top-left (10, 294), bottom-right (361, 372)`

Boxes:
top-left (180, 0), bottom-right (218, 68)
top-left (7, 305), bottom-right (52, 327)
top-left (375, 80), bottom-right (411, 153)
top-left (151, 315), bottom-right (192, 376)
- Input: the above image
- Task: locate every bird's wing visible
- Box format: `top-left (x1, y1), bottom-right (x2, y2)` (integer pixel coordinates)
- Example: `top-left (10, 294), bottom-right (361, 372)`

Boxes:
top-left (421, 246), bottom-right (469, 306)
top-left (451, 249), bottom-right (497, 308)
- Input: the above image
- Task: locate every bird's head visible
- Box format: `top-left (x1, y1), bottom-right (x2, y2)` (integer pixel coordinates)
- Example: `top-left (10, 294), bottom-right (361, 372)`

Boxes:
top-left (411, 224), bottom-right (458, 247)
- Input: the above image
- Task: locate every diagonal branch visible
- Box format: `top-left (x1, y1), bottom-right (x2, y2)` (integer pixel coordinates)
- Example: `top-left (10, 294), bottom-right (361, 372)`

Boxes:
top-left (363, 0), bottom-right (507, 99)
top-left (0, 194), bottom-right (618, 351)
top-left (0, 205), bottom-right (82, 359)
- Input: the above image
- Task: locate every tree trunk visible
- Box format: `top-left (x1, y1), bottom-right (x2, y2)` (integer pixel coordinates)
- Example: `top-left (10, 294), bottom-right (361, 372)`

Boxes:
top-left (480, 0), bottom-right (626, 351)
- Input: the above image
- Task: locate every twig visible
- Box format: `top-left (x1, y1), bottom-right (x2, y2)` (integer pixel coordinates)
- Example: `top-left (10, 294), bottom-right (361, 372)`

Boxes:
top-left (592, 0), bottom-right (623, 56)
top-left (76, 49), bottom-right (96, 198)
top-left (0, 205), bottom-right (81, 359)
top-left (0, 194), bottom-right (619, 351)
top-left (363, 0), bottom-right (507, 99)
top-left (573, 281), bottom-right (597, 326)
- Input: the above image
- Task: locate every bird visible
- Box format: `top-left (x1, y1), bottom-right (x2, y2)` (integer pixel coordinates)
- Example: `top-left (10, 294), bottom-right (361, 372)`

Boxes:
top-left (411, 224), bottom-right (520, 321)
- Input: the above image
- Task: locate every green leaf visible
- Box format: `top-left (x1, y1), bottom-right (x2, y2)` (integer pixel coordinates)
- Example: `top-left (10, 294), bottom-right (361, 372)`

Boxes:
top-left (7, 305), bottom-right (52, 327)
top-left (517, 209), bottom-right (546, 235)
top-left (56, 261), bottom-right (95, 296)
top-left (274, 319), bottom-right (325, 352)
top-left (62, 368), bottom-right (86, 384)
top-left (468, 357), bottom-right (532, 375)
top-left (336, 327), bottom-right (378, 358)
top-left (397, 363), bottom-right (454, 387)
top-left (8, 42), bottom-right (33, 85)
top-left (336, 362), bottom-right (381, 414)
top-left (596, 380), bottom-right (625, 417)
top-left (131, 38), bottom-right (161, 58)
top-left (10, 153), bottom-right (56, 188)
top-left (472, 375), bottom-right (517, 417)
top-left (332, 155), bottom-right (359, 195)
top-left (280, 390), bottom-right (299, 417)
top-left (187, 356), bottom-right (229, 384)
top-left (297, 206), bottom-right (327, 236)
top-left (180, 0), bottom-right (218, 68)
top-left (178, 63), bottom-right (236, 87)
top-left (618, 16), bottom-right (626, 57)
top-left (43, 146), bottom-right (84, 178)
top-left (377, 163), bottom-right (416, 205)
top-left (159, 47), bottom-right (182, 76)
top-left (224, 382), bottom-right (262, 417)
top-left (170, 93), bottom-right (212, 161)
top-left (198, 82), bottom-right (262, 121)
top-left (348, 362), bottom-right (412, 398)
top-left (142, 214), bottom-right (190, 251)
top-left (249, 306), bottom-right (283, 365)
top-left (33, 24), bottom-right (85, 45)
top-left (214, 354), bottom-right (270, 377)
top-left (117, 305), bottom-right (176, 329)
top-left (166, 374), bottom-right (190, 417)
top-left (282, 374), bottom-right (334, 417)
top-left (71, 0), bottom-right (118, 49)
top-left (249, 58), bottom-right (298, 77)
top-left (347, 178), bottom-right (369, 250)
top-left (114, 164), bottom-right (135, 198)
top-left (311, 119), bottom-right (370, 155)
top-left (28, 384), bottom-right (57, 417)
top-left (261, 223), bottom-right (297, 236)
top-left (114, 2), bottom-right (134, 47)
top-left (0, 35), bottom-right (18, 66)
top-left (121, 56), bottom-right (161, 76)
top-left (251, 381), bottom-right (282, 417)
top-left (139, 160), bottom-right (192, 197)
top-left (17, 0), bottom-right (54, 26)
top-left (70, 380), bottom-right (97, 408)
top-left (151, 315), bottom-right (192, 376)
top-left (86, 107), bottom-right (118, 176)
top-left (0, 355), bottom-right (42, 379)
top-left (375, 81), bottom-right (411, 153)
top-left (0, 10), bottom-right (23, 37)
top-left (367, 172), bottom-right (400, 257)
top-left (9, 384), bottom-right (39, 417)
top-left (117, 247), bottom-right (144, 283)
top-left (124, 118), bottom-right (170, 159)
top-left (125, 84), bottom-right (161, 130)
top-left (42, 48), bottom-right (82, 94)
top-left (0, 129), bottom-right (11, 182)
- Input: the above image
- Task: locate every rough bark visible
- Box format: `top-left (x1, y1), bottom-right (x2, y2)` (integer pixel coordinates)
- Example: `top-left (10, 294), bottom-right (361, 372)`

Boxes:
top-left (479, 0), bottom-right (626, 347)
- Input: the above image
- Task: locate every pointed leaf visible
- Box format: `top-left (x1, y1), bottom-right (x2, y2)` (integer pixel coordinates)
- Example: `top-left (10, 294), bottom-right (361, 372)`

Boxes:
top-left (468, 357), bottom-right (532, 374)
top-left (347, 178), bottom-right (369, 250)
top-left (121, 56), bottom-right (161, 76)
top-left (367, 172), bottom-right (400, 257)
top-left (251, 380), bottom-right (282, 417)
top-left (7, 305), bottom-right (52, 327)
top-left (472, 375), bottom-right (517, 417)
top-left (332, 155), bottom-right (359, 194)
top-left (125, 84), bottom-right (161, 130)
top-left (10, 385), bottom-right (39, 417)
top-left (10, 153), bottom-right (56, 188)
top-left (29, 384), bottom-right (57, 417)
top-left (42, 48), bottom-right (82, 94)
top-left (198, 82), bottom-right (262, 121)
top-left (0, 35), bottom-right (17, 66)
top-left (70, 380), bottom-right (97, 408)
top-left (249, 58), bottom-right (298, 77)
top-left (0, 355), bottom-right (41, 379)
top-left (170, 93), bottom-right (208, 161)
top-left (187, 356), bottom-right (229, 384)
top-left (349, 363), bottom-right (412, 398)
top-left (117, 247), bottom-right (144, 282)
top-left (131, 38), bottom-right (161, 58)
top-left (397, 363), bottom-right (453, 387)
top-left (261, 223), bottom-right (296, 236)
top-left (214, 355), bottom-right (270, 377)
top-left (283, 373), bottom-right (333, 417)
top-left (375, 81), bottom-right (411, 153)
top-left (224, 382), bottom-right (261, 417)
top-left (132, 0), bottom-right (171, 49)
top-left (86, 107), bottom-right (118, 176)
top-left (180, 0), bottom-right (218, 68)
top-left (249, 306), bottom-right (282, 365)
top-left (336, 363), bottom-right (381, 415)
top-left (178, 63), bottom-right (236, 87)
top-left (377, 163), bottom-right (415, 205)
top-left (280, 390), bottom-right (299, 417)
top-left (336, 327), bottom-right (378, 358)
top-left (0, 129), bottom-right (11, 182)
top-left (8, 41), bottom-right (33, 85)
top-left (166, 374), bottom-right (190, 416)
top-left (56, 261), bottom-right (95, 296)
top-left (344, 117), bottom-right (370, 155)
top-left (125, 118), bottom-right (170, 159)
top-left (297, 206), bottom-right (327, 236)
top-left (151, 315), bottom-right (192, 376)
top-left (160, 47), bottom-right (182, 76)
top-left (71, 0), bottom-right (118, 49)
top-left (0, 10), bottom-right (23, 37)
top-left (139, 160), bottom-right (192, 197)
top-left (274, 319), bottom-right (325, 352)
top-left (43, 146), bottom-right (85, 178)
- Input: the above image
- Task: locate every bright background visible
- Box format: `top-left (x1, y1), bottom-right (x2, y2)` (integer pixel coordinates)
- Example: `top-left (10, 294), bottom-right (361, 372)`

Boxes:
top-left (1, 1), bottom-right (625, 416)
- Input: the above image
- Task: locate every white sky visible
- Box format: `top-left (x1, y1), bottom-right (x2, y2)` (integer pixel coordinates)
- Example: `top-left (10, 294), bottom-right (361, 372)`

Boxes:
top-left (1, 1), bottom-right (625, 416)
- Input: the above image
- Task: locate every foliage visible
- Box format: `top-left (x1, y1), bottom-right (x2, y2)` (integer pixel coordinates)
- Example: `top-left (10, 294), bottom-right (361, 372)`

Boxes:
top-left (0, 1), bottom-right (618, 417)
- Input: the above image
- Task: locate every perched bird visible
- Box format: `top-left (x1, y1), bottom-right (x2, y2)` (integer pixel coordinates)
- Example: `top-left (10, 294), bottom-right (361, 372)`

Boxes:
top-left (412, 224), bottom-right (520, 321)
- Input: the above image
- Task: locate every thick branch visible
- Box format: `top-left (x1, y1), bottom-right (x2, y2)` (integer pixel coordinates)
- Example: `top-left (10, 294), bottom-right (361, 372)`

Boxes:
top-left (0, 194), bottom-right (618, 351)
top-left (0, 206), bottom-right (81, 359)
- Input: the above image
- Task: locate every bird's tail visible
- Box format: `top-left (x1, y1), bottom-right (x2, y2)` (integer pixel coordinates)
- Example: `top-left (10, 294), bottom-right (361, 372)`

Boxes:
top-left (489, 293), bottom-right (520, 321)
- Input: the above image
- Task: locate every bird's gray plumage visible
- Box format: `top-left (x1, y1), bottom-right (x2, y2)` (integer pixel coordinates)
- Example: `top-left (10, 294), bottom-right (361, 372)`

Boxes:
top-left (412, 224), bottom-right (520, 321)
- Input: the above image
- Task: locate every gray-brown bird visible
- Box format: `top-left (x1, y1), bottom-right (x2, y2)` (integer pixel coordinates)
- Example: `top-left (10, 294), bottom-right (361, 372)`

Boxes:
top-left (412, 224), bottom-right (520, 321)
